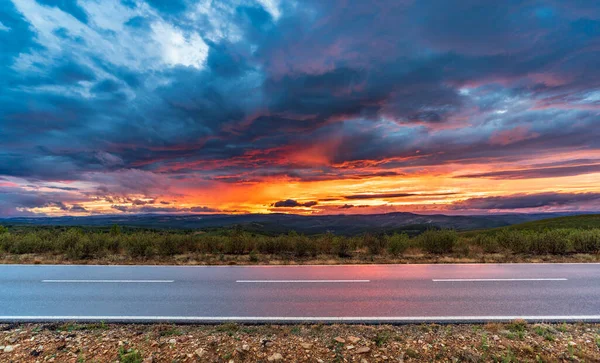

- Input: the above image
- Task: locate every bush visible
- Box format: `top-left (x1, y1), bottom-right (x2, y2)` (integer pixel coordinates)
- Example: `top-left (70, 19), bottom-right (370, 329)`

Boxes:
top-left (66, 234), bottom-right (105, 259)
top-left (257, 235), bottom-right (291, 255)
top-left (386, 233), bottom-right (409, 256)
top-left (124, 234), bottom-right (155, 258)
top-left (249, 249), bottom-right (259, 262)
top-left (118, 347), bottom-right (143, 363)
top-left (496, 230), bottom-right (530, 254)
top-left (474, 234), bottom-right (500, 253)
top-left (332, 236), bottom-right (352, 258)
top-left (293, 235), bottom-right (317, 257)
top-left (571, 230), bottom-right (600, 253)
top-left (528, 230), bottom-right (571, 255)
top-left (363, 233), bottom-right (386, 255)
top-left (0, 225), bottom-right (8, 234)
top-left (157, 235), bottom-right (179, 256)
top-left (2, 224), bottom-right (599, 261)
top-left (418, 229), bottom-right (457, 254)
top-left (57, 228), bottom-right (84, 251)
top-left (8, 233), bottom-right (52, 254)
top-left (110, 224), bottom-right (122, 236)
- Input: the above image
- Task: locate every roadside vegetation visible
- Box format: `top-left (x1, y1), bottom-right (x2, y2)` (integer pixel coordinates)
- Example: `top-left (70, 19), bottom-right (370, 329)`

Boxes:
top-left (1, 215), bottom-right (600, 264)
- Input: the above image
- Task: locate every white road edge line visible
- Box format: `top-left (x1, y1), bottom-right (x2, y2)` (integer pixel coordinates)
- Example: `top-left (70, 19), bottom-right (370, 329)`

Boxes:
top-left (41, 280), bottom-right (174, 283)
top-left (1, 315), bottom-right (600, 322)
top-left (432, 278), bottom-right (567, 282)
top-left (236, 280), bottom-right (370, 283)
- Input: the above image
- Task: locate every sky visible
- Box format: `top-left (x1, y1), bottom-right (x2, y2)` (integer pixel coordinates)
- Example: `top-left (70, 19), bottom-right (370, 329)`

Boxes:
top-left (1, 0), bottom-right (600, 217)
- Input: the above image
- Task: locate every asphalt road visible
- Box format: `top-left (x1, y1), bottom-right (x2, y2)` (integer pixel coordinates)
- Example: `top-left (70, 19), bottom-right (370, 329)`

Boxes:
top-left (1, 263), bottom-right (599, 323)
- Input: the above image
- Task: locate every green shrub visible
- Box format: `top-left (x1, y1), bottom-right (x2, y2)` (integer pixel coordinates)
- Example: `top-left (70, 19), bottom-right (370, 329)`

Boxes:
top-left (157, 235), bottom-right (179, 256)
top-left (110, 224), bottom-right (121, 236)
top-left (570, 229), bottom-right (600, 253)
top-left (386, 233), bottom-right (409, 256)
top-left (249, 249), bottom-right (259, 262)
top-left (363, 233), bottom-right (386, 255)
top-left (118, 347), bottom-right (143, 363)
top-left (332, 236), bottom-right (352, 258)
top-left (496, 230), bottom-right (530, 254)
top-left (124, 234), bottom-right (155, 258)
top-left (66, 234), bottom-right (105, 259)
top-left (453, 238), bottom-right (471, 256)
top-left (418, 229), bottom-right (457, 254)
top-left (528, 230), bottom-right (571, 255)
top-left (57, 228), bottom-right (85, 251)
top-left (293, 235), bottom-right (316, 257)
top-left (104, 235), bottom-right (121, 254)
top-left (0, 226), bottom-right (8, 234)
top-left (8, 233), bottom-right (52, 254)
top-left (257, 235), bottom-right (291, 255)
top-left (474, 234), bottom-right (501, 253)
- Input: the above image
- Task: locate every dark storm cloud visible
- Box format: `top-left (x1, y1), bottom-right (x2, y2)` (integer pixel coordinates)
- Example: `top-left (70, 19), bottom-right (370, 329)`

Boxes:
top-left (69, 204), bottom-right (87, 212)
top-left (0, 186), bottom-right (82, 216)
top-left (272, 199), bottom-right (318, 208)
top-left (345, 192), bottom-right (457, 200)
top-left (456, 163), bottom-right (600, 180)
top-left (451, 193), bottom-right (600, 210)
top-left (110, 204), bottom-right (220, 214)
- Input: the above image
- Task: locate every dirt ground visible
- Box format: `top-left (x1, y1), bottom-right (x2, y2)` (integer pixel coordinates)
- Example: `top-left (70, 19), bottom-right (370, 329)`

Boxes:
top-left (1, 321), bottom-right (599, 362)
top-left (2, 251), bottom-right (600, 266)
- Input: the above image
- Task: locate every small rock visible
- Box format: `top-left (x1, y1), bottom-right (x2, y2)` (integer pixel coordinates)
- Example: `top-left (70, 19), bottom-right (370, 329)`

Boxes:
top-left (346, 345), bottom-right (355, 350)
top-left (492, 335), bottom-right (500, 341)
top-left (242, 344), bottom-right (250, 351)
top-left (142, 357), bottom-right (153, 363)
top-left (300, 343), bottom-right (313, 349)
top-left (118, 341), bottom-right (125, 346)
top-left (569, 341), bottom-right (577, 346)
top-left (356, 346), bottom-right (371, 354)
top-left (317, 360), bottom-right (324, 363)
top-left (4, 346), bottom-right (14, 353)
top-left (268, 352), bottom-right (284, 361)
top-left (348, 336), bottom-right (361, 344)
top-left (228, 360), bottom-right (234, 363)
top-left (361, 359), bottom-right (368, 363)
top-left (195, 348), bottom-right (206, 358)
top-left (0, 346), bottom-right (4, 350)
top-left (261, 339), bottom-right (274, 347)
top-left (168, 338), bottom-right (177, 345)
top-left (334, 337), bottom-right (346, 343)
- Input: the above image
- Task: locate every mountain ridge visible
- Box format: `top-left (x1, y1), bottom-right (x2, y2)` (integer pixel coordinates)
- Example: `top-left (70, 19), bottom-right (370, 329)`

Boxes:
top-left (0, 211), bottom-right (589, 235)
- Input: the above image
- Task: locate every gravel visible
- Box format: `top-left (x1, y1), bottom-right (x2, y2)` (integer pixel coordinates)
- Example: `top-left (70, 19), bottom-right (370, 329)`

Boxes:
top-left (0, 321), bottom-right (599, 362)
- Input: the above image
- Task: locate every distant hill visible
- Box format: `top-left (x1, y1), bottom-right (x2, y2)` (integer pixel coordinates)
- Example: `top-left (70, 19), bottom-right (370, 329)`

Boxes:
top-left (499, 214), bottom-right (600, 232)
top-left (0, 212), bottom-right (587, 236)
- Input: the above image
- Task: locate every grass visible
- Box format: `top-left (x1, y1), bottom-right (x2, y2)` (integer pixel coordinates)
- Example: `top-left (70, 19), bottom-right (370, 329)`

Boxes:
top-left (533, 325), bottom-right (555, 341)
top-left (118, 347), bottom-right (143, 363)
top-left (0, 216), bottom-right (599, 264)
top-left (157, 325), bottom-right (183, 337)
top-left (373, 331), bottom-right (391, 346)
